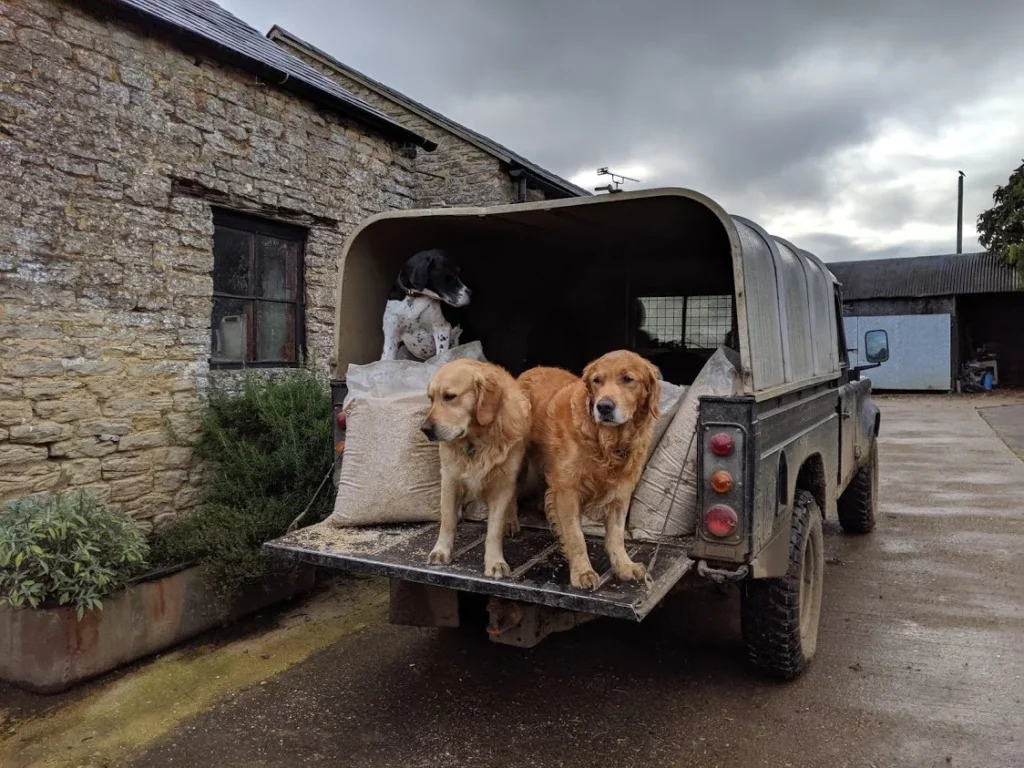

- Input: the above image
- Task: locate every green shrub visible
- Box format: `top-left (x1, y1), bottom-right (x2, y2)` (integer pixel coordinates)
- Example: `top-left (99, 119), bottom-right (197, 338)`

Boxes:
top-left (0, 491), bottom-right (149, 619)
top-left (151, 366), bottom-right (334, 594)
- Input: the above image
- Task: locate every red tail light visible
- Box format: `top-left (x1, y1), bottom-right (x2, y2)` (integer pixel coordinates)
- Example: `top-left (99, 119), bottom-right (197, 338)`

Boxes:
top-left (709, 433), bottom-right (734, 457)
top-left (705, 505), bottom-right (738, 537)
top-left (335, 411), bottom-right (347, 430)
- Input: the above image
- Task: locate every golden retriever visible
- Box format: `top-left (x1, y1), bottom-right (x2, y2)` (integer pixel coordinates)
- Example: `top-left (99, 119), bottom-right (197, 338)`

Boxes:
top-left (421, 359), bottom-right (531, 578)
top-left (519, 350), bottom-right (660, 590)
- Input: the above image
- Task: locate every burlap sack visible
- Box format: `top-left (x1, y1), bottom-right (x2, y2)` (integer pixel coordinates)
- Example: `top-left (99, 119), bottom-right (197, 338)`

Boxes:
top-left (328, 394), bottom-right (441, 527)
top-left (628, 349), bottom-right (742, 540)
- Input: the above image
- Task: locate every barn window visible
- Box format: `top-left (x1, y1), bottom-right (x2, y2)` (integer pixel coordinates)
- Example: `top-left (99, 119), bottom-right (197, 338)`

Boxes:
top-left (635, 295), bottom-right (734, 350)
top-left (210, 211), bottom-right (306, 367)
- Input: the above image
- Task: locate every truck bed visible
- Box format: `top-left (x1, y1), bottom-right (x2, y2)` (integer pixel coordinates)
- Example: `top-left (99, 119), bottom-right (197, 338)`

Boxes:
top-left (264, 521), bottom-right (695, 621)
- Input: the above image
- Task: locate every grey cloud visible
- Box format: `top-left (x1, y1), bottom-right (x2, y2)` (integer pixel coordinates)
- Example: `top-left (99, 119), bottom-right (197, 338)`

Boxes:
top-left (797, 233), bottom-right (962, 263)
top-left (218, 0), bottom-right (1023, 260)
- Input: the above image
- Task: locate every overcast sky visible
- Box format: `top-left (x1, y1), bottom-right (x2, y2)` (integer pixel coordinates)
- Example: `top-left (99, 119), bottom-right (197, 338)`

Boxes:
top-left (220, 0), bottom-right (1023, 262)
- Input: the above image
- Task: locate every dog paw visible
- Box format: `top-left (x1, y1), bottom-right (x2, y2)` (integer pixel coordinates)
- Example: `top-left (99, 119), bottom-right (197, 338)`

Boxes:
top-left (571, 567), bottom-right (600, 590)
top-left (614, 561), bottom-right (647, 582)
top-left (484, 559), bottom-right (512, 579)
top-left (427, 548), bottom-right (451, 566)
top-left (505, 515), bottom-right (521, 538)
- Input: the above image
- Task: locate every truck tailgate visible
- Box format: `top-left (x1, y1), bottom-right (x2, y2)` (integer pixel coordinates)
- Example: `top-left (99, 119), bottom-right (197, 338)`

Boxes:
top-left (264, 522), bottom-right (694, 621)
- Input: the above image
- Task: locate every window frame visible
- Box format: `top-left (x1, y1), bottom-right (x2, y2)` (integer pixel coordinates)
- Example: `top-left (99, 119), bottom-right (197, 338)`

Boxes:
top-left (209, 209), bottom-right (307, 370)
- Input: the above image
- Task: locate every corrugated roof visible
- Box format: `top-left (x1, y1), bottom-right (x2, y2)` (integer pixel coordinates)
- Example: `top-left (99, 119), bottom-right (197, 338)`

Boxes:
top-left (267, 26), bottom-right (589, 199)
top-left (829, 252), bottom-right (1020, 300)
top-left (97, 0), bottom-right (435, 150)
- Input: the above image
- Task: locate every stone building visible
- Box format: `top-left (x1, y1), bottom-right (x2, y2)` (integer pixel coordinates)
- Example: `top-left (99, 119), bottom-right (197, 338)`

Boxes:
top-left (0, 0), bottom-right (584, 523)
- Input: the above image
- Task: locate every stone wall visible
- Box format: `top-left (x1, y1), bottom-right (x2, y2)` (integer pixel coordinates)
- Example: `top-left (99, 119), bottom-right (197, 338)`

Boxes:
top-left (270, 34), bottom-right (537, 208)
top-left (0, 0), bottom-right (422, 525)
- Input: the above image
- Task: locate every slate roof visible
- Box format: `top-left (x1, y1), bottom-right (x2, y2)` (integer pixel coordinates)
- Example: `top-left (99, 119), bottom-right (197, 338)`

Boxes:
top-left (267, 26), bottom-right (589, 198)
top-left (98, 0), bottom-right (435, 149)
top-left (828, 252), bottom-right (1020, 300)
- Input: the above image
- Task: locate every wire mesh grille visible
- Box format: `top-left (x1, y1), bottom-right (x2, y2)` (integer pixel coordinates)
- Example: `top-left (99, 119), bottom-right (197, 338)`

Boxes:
top-left (684, 295), bottom-right (733, 348)
top-left (636, 295), bottom-right (733, 349)
top-left (637, 296), bottom-right (684, 345)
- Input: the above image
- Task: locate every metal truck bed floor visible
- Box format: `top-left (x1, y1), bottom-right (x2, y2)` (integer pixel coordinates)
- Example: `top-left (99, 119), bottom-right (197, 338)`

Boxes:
top-left (264, 521), bottom-right (695, 621)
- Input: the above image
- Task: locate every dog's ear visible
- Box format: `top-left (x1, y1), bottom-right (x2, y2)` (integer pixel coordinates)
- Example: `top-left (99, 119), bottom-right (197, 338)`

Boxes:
top-left (400, 251), bottom-right (434, 292)
top-left (637, 358), bottom-right (661, 424)
top-left (581, 359), bottom-right (597, 393)
top-left (475, 370), bottom-right (504, 427)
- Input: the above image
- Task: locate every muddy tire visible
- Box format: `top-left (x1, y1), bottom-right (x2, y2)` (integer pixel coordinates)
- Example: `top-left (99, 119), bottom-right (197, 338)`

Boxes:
top-left (837, 442), bottom-right (878, 534)
top-left (740, 490), bottom-right (824, 681)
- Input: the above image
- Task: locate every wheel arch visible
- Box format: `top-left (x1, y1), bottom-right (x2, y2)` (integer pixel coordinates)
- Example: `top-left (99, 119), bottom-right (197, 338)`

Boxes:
top-left (795, 453), bottom-right (827, 519)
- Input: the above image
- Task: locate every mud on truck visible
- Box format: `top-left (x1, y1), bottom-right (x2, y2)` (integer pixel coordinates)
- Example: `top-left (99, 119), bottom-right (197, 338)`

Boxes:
top-left (264, 188), bottom-right (889, 680)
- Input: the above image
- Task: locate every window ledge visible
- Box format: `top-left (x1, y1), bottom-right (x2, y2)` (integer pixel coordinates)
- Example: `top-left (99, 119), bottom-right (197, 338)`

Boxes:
top-left (208, 360), bottom-right (301, 370)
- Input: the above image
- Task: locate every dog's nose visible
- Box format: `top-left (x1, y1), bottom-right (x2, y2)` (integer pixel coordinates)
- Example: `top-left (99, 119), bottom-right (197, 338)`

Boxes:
top-left (420, 422), bottom-right (437, 441)
top-left (596, 399), bottom-right (616, 417)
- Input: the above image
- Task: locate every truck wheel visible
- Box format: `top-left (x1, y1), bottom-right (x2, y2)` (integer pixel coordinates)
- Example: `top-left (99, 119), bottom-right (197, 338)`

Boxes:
top-left (740, 490), bottom-right (824, 681)
top-left (837, 442), bottom-right (878, 534)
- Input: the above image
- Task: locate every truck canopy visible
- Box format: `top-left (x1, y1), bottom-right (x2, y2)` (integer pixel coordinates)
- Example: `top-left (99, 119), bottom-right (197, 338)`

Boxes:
top-left (333, 187), bottom-right (840, 399)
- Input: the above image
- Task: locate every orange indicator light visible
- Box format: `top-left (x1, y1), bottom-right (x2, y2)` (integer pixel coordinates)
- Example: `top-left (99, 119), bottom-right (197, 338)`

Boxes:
top-left (710, 470), bottom-right (733, 493)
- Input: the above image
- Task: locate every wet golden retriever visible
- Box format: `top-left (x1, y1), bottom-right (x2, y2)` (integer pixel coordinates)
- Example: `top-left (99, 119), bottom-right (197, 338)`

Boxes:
top-left (420, 359), bottom-right (530, 578)
top-left (519, 350), bottom-right (660, 590)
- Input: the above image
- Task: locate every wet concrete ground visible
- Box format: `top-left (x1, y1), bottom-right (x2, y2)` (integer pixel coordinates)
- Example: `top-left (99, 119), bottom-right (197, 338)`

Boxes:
top-left (980, 402), bottom-right (1024, 459)
top-left (3, 395), bottom-right (1022, 768)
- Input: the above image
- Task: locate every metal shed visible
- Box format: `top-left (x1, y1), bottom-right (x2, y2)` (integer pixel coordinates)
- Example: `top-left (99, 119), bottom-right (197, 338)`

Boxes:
top-left (829, 252), bottom-right (1022, 390)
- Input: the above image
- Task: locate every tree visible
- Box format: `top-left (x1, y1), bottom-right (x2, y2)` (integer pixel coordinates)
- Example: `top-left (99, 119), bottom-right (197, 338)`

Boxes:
top-left (977, 159), bottom-right (1024, 275)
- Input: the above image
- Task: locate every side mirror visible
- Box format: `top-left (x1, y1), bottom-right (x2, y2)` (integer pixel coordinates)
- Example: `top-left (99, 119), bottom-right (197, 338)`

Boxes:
top-left (864, 329), bottom-right (889, 364)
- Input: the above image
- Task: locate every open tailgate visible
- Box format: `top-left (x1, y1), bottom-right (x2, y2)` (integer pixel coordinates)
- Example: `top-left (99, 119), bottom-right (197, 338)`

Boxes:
top-left (264, 521), bottom-right (694, 621)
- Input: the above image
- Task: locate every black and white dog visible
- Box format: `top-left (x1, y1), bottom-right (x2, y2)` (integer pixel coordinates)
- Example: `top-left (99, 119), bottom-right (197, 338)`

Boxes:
top-left (381, 249), bottom-right (471, 361)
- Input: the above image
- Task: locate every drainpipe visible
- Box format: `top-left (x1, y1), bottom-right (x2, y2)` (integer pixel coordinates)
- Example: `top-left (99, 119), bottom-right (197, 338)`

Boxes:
top-left (956, 170), bottom-right (965, 254)
top-left (509, 169), bottom-right (528, 203)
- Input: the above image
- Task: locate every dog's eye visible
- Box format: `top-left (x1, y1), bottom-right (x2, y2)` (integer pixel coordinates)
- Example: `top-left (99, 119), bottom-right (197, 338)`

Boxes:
top-left (442, 392), bottom-right (457, 402)
top-left (591, 376), bottom-right (603, 386)
top-left (621, 374), bottom-right (635, 385)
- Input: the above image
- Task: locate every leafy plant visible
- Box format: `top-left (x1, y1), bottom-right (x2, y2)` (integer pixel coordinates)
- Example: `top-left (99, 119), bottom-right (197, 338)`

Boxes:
top-left (150, 365), bottom-right (334, 595)
top-left (977, 159), bottom-right (1024, 278)
top-left (0, 491), bottom-right (149, 620)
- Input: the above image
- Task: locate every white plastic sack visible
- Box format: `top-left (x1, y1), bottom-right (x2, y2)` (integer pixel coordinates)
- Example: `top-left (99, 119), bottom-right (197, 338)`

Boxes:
top-left (628, 348), bottom-right (742, 540)
top-left (343, 341), bottom-right (486, 408)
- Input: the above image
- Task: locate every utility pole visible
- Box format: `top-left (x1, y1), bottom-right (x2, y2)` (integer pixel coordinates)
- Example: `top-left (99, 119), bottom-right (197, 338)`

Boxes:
top-left (956, 170), bottom-right (965, 254)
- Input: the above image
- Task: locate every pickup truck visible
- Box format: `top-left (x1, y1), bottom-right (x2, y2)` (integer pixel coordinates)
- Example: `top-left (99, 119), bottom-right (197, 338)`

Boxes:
top-left (264, 188), bottom-right (888, 680)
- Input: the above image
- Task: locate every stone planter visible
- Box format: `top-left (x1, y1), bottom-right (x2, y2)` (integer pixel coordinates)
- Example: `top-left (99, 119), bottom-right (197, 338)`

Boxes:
top-left (0, 563), bottom-right (316, 694)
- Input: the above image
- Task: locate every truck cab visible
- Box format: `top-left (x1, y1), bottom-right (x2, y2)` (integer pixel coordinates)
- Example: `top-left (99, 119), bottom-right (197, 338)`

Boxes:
top-left (265, 188), bottom-right (886, 680)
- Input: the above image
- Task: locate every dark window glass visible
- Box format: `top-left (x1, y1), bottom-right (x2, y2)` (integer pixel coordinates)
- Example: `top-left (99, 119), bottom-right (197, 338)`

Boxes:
top-left (256, 301), bottom-right (297, 362)
top-left (212, 227), bottom-right (252, 296)
top-left (210, 212), bottom-right (305, 367)
top-left (257, 236), bottom-right (299, 301)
